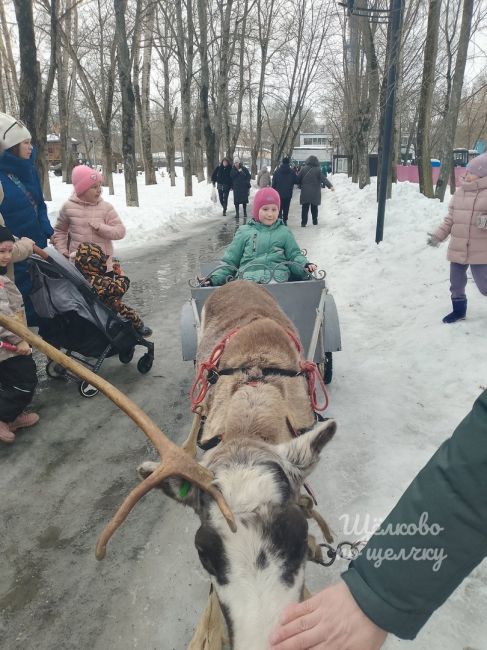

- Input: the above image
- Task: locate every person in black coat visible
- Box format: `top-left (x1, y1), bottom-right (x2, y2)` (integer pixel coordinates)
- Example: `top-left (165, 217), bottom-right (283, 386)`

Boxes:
top-left (230, 158), bottom-right (251, 219)
top-left (297, 155), bottom-right (334, 227)
top-left (271, 156), bottom-right (298, 224)
top-left (211, 157), bottom-right (232, 216)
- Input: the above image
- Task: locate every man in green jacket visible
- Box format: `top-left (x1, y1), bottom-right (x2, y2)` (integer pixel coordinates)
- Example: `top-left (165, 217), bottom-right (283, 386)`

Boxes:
top-left (208, 188), bottom-right (316, 286)
top-left (269, 389), bottom-right (487, 649)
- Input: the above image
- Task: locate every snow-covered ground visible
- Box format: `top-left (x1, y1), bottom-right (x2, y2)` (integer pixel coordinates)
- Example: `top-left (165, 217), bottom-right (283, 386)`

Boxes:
top-left (45, 172), bottom-right (487, 648)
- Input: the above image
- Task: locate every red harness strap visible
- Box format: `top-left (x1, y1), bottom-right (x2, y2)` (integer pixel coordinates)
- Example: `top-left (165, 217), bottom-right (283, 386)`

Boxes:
top-left (190, 329), bottom-right (240, 412)
top-left (190, 327), bottom-right (329, 413)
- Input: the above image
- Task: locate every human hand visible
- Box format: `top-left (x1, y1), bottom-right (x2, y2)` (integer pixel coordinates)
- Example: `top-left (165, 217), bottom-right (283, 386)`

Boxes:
top-left (268, 580), bottom-right (387, 650)
top-left (20, 237), bottom-right (35, 250)
top-left (427, 233), bottom-right (441, 247)
top-left (477, 214), bottom-right (487, 229)
top-left (90, 221), bottom-right (100, 231)
top-left (197, 276), bottom-right (212, 287)
top-left (306, 263), bottom-right (317, 273)
top-left (15, 340), bottom-right (32, 356)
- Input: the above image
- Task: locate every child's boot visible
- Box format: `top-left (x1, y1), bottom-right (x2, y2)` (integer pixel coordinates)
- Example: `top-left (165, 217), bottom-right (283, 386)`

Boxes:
top-left (0, 421), bottom-right (15, 443)
top-left (442, 298), bottom-right (467, 323)
top-left (9, 412), bottom-right (40, 432)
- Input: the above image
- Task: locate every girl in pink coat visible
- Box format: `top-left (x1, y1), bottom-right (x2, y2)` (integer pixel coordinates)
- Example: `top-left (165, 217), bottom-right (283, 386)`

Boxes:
top-left (52, 165), bottom-right (126, 270)
top-left (428, 152), bottom-right (487, 323)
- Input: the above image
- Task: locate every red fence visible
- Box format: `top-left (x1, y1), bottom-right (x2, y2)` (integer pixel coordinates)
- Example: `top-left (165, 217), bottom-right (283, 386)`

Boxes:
top-left (396, 165), bottom-right (465, 185)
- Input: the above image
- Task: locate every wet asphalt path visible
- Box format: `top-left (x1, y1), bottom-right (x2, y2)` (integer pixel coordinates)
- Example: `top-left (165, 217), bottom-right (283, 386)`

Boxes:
top-left (0, 215), bottom-right (239, 650)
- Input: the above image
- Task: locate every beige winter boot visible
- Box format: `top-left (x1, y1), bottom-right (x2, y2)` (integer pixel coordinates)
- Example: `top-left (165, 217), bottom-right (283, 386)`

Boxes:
top-left (8, 412), bottom-right (40, 432)
top-left (0, 421), bottom-right (15, 444)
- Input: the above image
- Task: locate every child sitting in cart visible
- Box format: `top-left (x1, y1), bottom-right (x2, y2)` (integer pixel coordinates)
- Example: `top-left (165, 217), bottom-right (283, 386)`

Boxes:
top-left (204, 188), bottom-right (317, 286)
top-left (74, 242), bottom-right (152, 337)
top-left (0, 226), bottom-right (39, 444)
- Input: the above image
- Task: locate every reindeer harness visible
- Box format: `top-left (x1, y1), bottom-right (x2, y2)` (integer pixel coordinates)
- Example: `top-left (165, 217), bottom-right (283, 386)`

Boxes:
top-left (190, 327), bottom-right (329, 414)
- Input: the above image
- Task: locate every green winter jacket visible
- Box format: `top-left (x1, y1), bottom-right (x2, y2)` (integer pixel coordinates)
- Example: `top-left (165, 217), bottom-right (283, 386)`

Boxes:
top-left (342, 389), bottom-right (487, 640)
top-left (210, 219), bottom-right (310, 285)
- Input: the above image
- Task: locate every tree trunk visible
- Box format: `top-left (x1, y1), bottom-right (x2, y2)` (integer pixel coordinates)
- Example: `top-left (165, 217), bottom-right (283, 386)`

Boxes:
top-left (175, 0), bottom-right (194, 196)
top-left (435, 0), bottom-right (474, 201)
top-left (133, 1), bottom-right (157, 186)
top-left (114, 0), bottom-right (138, 206)
top-left (101, 129), bottom-right (114, 195)
top-left (417, 0), bottom-right (442, 198)
top-left (197, 0), bottom-right (217, 178)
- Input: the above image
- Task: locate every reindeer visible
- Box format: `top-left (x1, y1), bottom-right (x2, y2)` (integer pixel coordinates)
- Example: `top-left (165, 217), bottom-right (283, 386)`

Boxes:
top-left (0, 279), bottom-right (336, 650)
top-left (139, 281), bottom-right (336, 648)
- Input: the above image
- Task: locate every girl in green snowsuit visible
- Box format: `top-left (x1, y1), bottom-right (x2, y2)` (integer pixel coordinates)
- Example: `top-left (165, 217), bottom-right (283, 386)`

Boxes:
top-left (209, 188), bottom-right (316, 286)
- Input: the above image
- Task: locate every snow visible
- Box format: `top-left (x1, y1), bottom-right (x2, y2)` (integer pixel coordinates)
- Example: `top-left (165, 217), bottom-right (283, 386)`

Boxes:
top-left (44, 172), bottom-right (487, 648)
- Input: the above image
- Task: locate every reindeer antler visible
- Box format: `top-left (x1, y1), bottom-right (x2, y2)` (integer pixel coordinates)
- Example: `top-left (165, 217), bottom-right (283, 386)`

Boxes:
top-left (0, 314), bottom-right (236, 559)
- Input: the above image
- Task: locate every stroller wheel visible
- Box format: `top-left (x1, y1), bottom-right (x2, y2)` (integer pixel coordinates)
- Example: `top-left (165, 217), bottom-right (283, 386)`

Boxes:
top-left (79, 381), bottom-right (99, 398)
top-left (119, 348), bottom-right (135, 364)
top-left (137, 353), bottom-right (153, 374)
top-left (46, 360), bottom-right (67, 379)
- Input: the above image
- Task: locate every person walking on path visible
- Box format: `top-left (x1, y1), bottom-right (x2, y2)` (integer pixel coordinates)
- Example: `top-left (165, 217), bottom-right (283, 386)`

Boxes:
top-left (270, 388), bottom-right (487, 649)
top-left (211, 157), bottom-right (232, 216)
top-left (230, 157), bottom-right (251, 220)
top-left (52, 165), bottom-right (126, 271)
top-left (428, 152), bottom-right (487, 323)
top-left (0, 112), bottom-right (54, 325)
top-left (297, 155), bottom-right (334, 227)
top-left (256, 165), bottom-right (271, 188)
top-left (272, 156), bottom-right (298, 224)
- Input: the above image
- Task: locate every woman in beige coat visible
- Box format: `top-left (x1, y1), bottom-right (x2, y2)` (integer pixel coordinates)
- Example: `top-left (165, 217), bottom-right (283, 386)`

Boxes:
top-left (428, 152), bottom-right (487, 322)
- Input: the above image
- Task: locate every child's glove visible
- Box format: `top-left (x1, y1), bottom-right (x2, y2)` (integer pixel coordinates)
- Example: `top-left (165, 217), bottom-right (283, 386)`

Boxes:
top-left (427, 233), bottom-right (441, 247)
top-left (477, 214), bottom-right (487, 229)
top-left (197, 276), bottom-right (212, 287)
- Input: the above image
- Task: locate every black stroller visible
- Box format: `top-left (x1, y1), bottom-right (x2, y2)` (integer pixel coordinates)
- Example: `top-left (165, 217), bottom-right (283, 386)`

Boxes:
top-left (28, 247), bottom-right (154, 397)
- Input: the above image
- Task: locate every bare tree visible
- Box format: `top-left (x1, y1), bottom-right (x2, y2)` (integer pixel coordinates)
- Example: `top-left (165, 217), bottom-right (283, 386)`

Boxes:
top-left (13, 0), bottom-right (57, 198)
top-left (417, 0), bottom-right (442, 198)
top-left (114, 0), bottom-right (139, 205)
top-left (0, 0), bottom-right (19, 113)
top-left (133, 0), bottom-right (157, 185)
top-left (435, 0), bottom-right (474, 200)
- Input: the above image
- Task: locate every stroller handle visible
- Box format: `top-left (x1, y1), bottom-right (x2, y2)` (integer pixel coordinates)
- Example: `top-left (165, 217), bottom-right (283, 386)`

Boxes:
top-left (32, 245), bottom-right (49, 260)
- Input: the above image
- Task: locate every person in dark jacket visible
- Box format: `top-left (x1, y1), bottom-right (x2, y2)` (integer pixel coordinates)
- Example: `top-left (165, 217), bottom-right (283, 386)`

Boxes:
top-left (270, 388), bottom-right (487, 649)
top-left (211, 157), bottom-right (232, 216)
top-left (230, 157), bottom-right (251, 219)
top-left (297, 155), bottom-right (334, 227)
top-left (0, 112), bottom-right (54, 325)
top-left (272, 156), bottom-right (298, 224)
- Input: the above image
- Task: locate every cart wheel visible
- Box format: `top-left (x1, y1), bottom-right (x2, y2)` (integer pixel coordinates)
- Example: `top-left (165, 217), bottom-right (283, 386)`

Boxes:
top-left (319, 352), bottom-right (333, 385)
top-left (119, 348), bottom-right (135, 364)
top-left (137, 354), bottom-right (153, 374)
top-left (79, 381), bottom-right (99, 398)
top-left (46, 360), bottom-right (67, 379)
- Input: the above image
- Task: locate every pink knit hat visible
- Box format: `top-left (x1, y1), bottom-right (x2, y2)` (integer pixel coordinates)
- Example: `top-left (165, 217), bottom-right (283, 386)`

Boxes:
top-left (466, 153), bottom-right (487, 178)
top-left (252, 187), bottom-right (281, 220)
top-left (72, 165), bottom-right (103, 197)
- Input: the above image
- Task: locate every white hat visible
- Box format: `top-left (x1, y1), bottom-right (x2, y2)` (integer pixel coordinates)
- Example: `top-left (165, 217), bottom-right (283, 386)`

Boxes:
top-left (0, 112), bottom-right (31, 153)
top-left (233, 157), bottom-right (241, 164)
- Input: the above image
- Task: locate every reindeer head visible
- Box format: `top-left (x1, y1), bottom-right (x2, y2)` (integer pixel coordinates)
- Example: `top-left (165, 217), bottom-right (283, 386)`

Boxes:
top-left (138, 419), bottom-right (336, 650)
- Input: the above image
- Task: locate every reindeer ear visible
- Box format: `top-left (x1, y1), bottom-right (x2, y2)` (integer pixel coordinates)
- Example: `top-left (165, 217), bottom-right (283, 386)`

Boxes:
top-left (137, 461), bottom-right (200, 508)
top-left (275, 419), bottom-right (336, 481)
